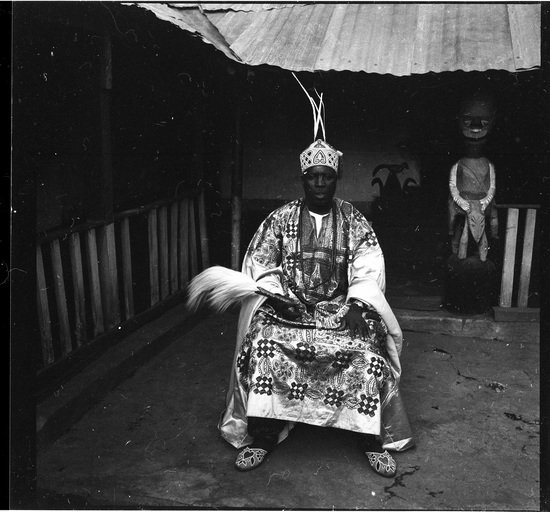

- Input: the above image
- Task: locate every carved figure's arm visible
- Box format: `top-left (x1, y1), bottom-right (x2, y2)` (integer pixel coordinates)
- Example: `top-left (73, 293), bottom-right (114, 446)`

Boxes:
top-left (449, 163), bottom-right (470, 212)
top-left (480, 163), bottom-right (496, 212)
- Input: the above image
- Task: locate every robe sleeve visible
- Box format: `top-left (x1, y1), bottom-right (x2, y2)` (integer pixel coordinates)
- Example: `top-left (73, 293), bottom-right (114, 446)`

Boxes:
top-left (241, 210), bottom-right (285, 295)
top-left (345, 208), bottom-right (404, 369)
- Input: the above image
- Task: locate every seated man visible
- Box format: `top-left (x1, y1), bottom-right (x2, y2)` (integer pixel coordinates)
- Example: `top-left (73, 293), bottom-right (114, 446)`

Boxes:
top-left (219, 139), bottom-right (415, 477)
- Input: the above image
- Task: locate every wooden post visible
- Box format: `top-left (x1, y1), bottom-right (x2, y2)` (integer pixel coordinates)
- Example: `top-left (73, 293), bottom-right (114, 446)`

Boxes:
top-left (517, 208), bottom-right (537, 307)
top-left (170, 201), bottom-right (179, 294)
top-left (99, 32), bottom-right (113, 222)
top-left (50, 239), bottom-right (72, 355)
top-left (189, 199), bottom-right (198, 278)
top-left (159, 205), bottom-right (169, 299)
top-left (198, 189), bottom-right (210, 270)
top-left (85, 228), bottom-right (105, 336)
top-left (120, 217), bottom-right (135, 320)
top-left (36, 245), bottom-right (54, 365)
top-left (179, 198), bottom-right (190, 288)
top-left (499, 208), bottom-right (519, 307)
top-left (69, 232), bottom-right (87, 347)
top-left (231, 70), bottom-right (244, 270)
top-left (148, 209), bottom-right (160, 306)
top-left (97, 223), bottom-right (120, 330)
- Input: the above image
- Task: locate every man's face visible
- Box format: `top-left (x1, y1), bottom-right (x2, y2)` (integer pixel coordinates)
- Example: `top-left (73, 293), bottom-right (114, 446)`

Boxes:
top-left (302, 165), bottom-right (337, 212)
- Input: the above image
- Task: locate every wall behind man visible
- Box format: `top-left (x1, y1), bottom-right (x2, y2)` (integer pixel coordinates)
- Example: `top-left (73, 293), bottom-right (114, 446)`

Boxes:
top-left (215, 67), bottom-right (545, 214)
top-left (217, 70), bottom-right (423, 219)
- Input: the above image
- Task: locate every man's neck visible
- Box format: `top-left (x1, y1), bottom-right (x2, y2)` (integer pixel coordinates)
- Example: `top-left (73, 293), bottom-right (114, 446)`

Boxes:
top-left (304, 201), bottom-right (333, 215)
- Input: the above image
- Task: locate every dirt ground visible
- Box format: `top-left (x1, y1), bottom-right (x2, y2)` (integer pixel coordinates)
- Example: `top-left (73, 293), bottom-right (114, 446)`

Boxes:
top-left (36, 306), bottom-right (540, 510)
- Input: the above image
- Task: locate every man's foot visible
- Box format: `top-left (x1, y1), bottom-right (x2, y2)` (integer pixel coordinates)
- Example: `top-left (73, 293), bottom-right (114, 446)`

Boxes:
top-left (235, 447), bottom-right (268, 471)
top-left (359, 434), bottom-right (397, 477)
top-left (234, 433), bottom-right (278, 472)
top-left (365, 450), bottom-right (397, 478)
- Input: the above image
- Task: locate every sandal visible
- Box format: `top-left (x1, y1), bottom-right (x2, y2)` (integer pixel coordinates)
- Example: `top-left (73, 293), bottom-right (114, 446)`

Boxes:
top-left (235, 447), bottom-right (268, 471)
top-left (365, 450), bottom-right (397, 477)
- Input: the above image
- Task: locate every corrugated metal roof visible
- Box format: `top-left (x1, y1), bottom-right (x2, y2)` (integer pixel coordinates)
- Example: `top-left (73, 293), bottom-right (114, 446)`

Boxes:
top-left (133, 2), bottom-right (241, 61)
top-left (201, 3), bottom-right (294, 13)
top-left (134, 2), bottom-right (541, 75)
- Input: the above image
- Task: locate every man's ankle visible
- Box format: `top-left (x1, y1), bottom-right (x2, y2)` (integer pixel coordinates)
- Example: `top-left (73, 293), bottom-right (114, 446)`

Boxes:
top-left (360, 434), bottom-right (384, 453)
top-left (250, 435), bottom-right (278, 452)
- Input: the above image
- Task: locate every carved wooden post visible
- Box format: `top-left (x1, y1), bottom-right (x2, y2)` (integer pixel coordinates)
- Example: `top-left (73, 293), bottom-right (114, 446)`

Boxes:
top-left (94, 31), bottom-right (113, 224)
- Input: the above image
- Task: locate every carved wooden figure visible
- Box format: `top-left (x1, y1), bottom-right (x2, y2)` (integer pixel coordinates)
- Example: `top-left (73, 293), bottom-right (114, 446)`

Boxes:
top-left (448, 94), bottom-right (498, 261)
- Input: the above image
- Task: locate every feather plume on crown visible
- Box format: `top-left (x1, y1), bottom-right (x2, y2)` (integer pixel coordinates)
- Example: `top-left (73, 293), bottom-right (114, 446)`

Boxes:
top-left (293, 72), bottom-right (326, 143)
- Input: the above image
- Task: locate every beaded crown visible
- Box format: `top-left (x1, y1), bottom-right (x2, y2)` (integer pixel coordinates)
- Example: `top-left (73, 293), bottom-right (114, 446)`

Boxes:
top-left (300, 139), bottom-right (340, 174)
top-left (293, 73), bottom-right (342, 175)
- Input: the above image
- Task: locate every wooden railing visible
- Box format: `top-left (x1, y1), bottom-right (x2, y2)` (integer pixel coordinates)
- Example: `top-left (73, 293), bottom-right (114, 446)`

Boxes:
top-left (494, 204), bottom-right (539, 322)
top-left (36, 189), bottom-right (209, 369)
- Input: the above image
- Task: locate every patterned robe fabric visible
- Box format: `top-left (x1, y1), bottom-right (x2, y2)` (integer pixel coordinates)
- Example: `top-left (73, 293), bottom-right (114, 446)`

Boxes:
top-left (219, 198), bottom-right (415, 451)
top-left (239, 307), bottom-right (391, 435)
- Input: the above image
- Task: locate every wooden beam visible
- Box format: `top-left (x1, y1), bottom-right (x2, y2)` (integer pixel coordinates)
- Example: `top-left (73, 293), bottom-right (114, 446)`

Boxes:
top-left (159, 205), bottom-right (169, 300)
top-left (85, 229), bottom-right (105, 336)
top-left (50, 239), bottom-right (72, 355)
top-left (495, 204), bottom-right (540, 209)
top-left (97, 223), bottom-right (120, 330)
top-left (179, 198), bottom-right (190, 288)
top-left (517, 208), bottom-right (537, 308)
top-left (189, 199), bottom-right (198, 278)
top-left (69, 233), bottom-right (87, 347)
top-left (493, 307), bottom-right (540, 323)
top-left (198, 189), bottom-right (210, 269)
top-left (231, 84), bottom-right (244, 271)
top-left (36, 191), bottom-right (203, 245)
top-left (36, 245), bottom-right (54, 365)
top-left (148, 209), bottom-right (160, 306)
top-left (120, 218), bottom-right (135, 320)
top-left (170, 202), bottom-right (179, 294)
top-left (98, 32), bottom-right (113, 222)
top-left (499, 208), bottom-right (519, 307)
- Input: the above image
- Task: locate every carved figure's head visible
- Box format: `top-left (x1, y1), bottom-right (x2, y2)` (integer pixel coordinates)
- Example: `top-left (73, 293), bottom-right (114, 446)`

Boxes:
top-left (458, 93), bottom-right (496, 142)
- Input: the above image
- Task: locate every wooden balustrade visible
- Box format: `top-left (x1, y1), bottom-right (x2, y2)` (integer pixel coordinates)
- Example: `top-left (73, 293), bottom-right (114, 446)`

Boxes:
top-left (36, 190), bottom-right (209, 369)
top-left (494, 204), bottom-right (539, 322)
top-left (35, 194), bottom-right (538, 373)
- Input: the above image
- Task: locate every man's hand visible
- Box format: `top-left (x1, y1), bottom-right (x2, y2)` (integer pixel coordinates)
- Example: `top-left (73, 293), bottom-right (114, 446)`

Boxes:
top-left (266, 293), bottom-right (302, 320)
top-left (343, 303), bottom-right (371, 340)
